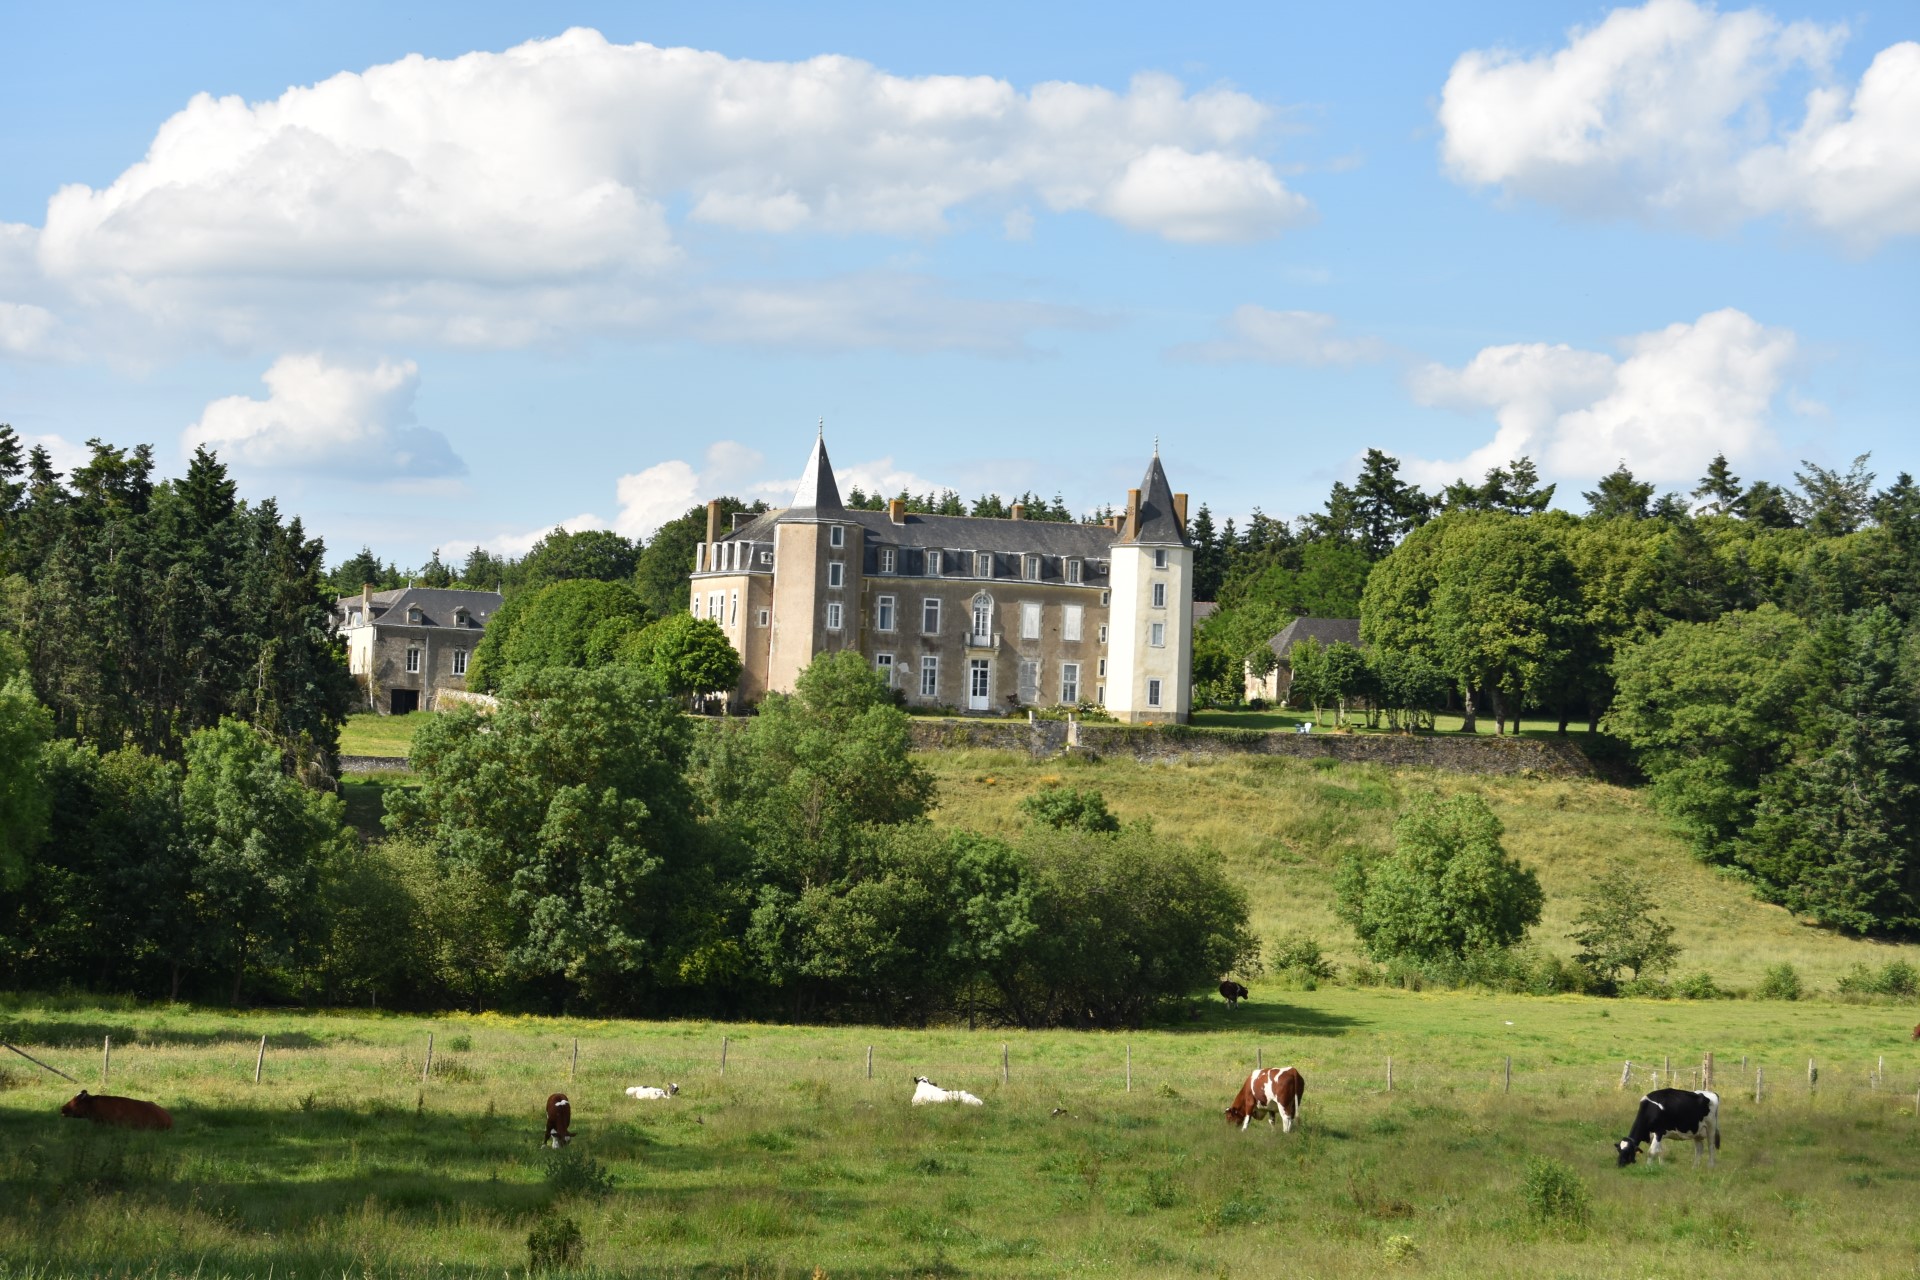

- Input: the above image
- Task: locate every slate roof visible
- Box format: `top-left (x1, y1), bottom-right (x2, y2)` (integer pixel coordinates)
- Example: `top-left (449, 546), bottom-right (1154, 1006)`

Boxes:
top-left (1266, 617), bottom-right (1362, 661)
top-left (335, 587), bottom-right (502, 630)
top-left (1117, 454), bottom-right (1188, 546)
top-left (784, 430), bottom-right (847, 520)
top-left (1192, 601), bottom-right (1220, 624)
top-left (721, 506), bottom-right (1124, 560)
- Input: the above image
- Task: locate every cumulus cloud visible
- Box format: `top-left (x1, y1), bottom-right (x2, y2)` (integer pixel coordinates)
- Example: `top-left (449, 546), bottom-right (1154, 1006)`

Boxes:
top-left (1172, 305), bottom-right (1385, 365)
top-left (184, 354), bottom-right (465, 478)
top-left (1405, 308), bottom-right (1796, 485)
top-left (4, 30), bottom-right (1307, 356)
top-left (1439, 0), bottom-right (1920, 247)
top-left (0, 302), bottom-right (57, 357)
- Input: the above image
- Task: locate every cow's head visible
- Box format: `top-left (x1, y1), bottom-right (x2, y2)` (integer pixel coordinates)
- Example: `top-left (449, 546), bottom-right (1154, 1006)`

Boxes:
top-left (1224, 1102), bottom-right (1249, 1125)
top-left (667, 1083), bottom-right (680, 1096)
top-left (1615, 1138), bottom-right (1639, 1167)
top-left (60, 1090), bottom-right (92, 1120)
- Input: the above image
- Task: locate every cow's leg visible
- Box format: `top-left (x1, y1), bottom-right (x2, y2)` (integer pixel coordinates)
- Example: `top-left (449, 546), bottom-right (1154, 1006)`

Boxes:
top-left (1280, 1107), bottom-right (1293, 1134)
top-left (1649, 1134), bottom-right (1662, 1163)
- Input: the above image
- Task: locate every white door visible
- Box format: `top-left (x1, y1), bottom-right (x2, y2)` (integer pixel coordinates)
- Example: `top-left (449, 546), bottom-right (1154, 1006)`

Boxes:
top-left (968, 658), bottom-right (991, 711)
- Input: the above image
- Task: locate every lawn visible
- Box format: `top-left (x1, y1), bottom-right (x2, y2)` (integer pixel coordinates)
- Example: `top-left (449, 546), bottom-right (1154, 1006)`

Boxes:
top-left (3, 992), bottom-right (1917, 1277)
top-left (338, 711), bottom-right (435, 758)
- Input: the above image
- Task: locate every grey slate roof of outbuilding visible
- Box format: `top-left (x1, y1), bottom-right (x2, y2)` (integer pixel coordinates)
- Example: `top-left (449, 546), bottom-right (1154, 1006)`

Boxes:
top-left (335, 587), bottom-right (502, 629)
top-left (1266, 617), bottom-right (1362, 661)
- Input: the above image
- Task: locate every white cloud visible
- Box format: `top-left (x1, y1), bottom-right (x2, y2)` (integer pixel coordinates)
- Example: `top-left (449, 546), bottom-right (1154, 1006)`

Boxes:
top-left (0, 302), bottom-right (57, 357)
top-left (184, 353), bottom-right (465, 478)
top-left (1405, 307), bottom-right (1796, 485)
top-left (1439, 0), bottom-right (1920, 247)
top-left (6, 31), bottom-right (1308, 356)
top-left (1173, 305), bottom-right (1385, 365)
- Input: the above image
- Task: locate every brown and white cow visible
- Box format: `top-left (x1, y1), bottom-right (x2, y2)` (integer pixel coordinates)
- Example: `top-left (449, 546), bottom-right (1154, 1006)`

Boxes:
top-left (60, 1090), bottom-right (173, 1131)
top-left (544, 1093), bottom-right (573, 1148)
top-left (1219, 980), bottom-right (1250, 1007)
top-left (1224, 1067), bottom-right (1304, 1133)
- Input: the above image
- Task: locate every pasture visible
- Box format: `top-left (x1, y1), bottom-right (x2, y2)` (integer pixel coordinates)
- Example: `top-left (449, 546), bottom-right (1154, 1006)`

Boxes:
top-left (4, 993), bottom-right (1919, 1277)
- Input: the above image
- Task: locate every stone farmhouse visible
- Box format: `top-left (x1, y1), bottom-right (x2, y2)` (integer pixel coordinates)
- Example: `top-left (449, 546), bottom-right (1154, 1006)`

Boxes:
top-left (1243, 616), bottom-right (1362, 706)
top-left (690, 432), bottom-right (1194, 723)
top-left (333, 586), bottom-right (502, 714)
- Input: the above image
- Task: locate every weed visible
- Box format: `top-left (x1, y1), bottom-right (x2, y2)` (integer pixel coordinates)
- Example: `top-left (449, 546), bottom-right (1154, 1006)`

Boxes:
top-left (444, 1033), bottom-right (473, 1052)
top-left (1521, 1157), bottom-right (1591, 1232)
top-left (298, 1091), bottom-right (318, 1112)
top-left (543, 1146), bottom-right (614, 1199)
top-left (527, 1212), bottom-right (583, 1272)
top-left (1381, 1233), bottom-right (1419, 1263)
top-left (1757, 963), bottom-right (1804, 1001)
top-left (1144, 1169), bottom-right (1183, 1209)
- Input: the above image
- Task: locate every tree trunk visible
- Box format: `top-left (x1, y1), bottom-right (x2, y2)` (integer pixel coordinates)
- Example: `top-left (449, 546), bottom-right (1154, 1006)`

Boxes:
top-left (230, 939), bottom-right (247, 1006)
top-left (1556, 709), bottom-right (1570, 735)
top-left (169, 960), bottom-right (182, 1003)
top-left (1489, 687), bottom-right (1507, 735)
top-left (1459, 687), bottom-right (1477, 734)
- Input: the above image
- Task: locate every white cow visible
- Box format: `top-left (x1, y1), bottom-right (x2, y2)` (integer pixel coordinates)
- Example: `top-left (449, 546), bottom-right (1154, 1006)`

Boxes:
top-left (625, 1083), bottom-right (680, 1100)
top-left (911, 1076), bottom-right (984, 1106)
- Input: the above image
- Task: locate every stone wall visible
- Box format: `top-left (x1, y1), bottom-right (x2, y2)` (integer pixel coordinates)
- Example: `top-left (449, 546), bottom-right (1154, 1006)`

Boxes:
top-left (339, 754), bottom-right (410, 774)
top-left (905, 717), bottom-right (1593, 777)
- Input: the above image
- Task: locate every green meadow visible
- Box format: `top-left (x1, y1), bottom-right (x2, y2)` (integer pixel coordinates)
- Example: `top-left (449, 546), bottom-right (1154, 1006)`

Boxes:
top-left (3, 992), bottom-right (1918, 1277)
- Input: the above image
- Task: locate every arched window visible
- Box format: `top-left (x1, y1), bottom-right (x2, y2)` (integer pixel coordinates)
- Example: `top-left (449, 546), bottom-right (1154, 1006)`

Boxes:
top-left (970, 592), bottom-right (994, 642)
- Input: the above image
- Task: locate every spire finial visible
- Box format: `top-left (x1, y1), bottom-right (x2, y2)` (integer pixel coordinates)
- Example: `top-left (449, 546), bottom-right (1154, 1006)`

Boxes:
top-left (1153, 435), bottom-right (1160, 458)
top-left (817, 416), bottom-right (825, 440)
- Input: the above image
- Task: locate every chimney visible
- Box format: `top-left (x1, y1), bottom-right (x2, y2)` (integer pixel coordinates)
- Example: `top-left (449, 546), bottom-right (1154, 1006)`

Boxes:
top-left (1010, 502), bottom-right (1026, 521)
top-left (888, 498), bottom-right (907, 525)
top-left (1173, 492), bottom-right (1189, 528)
top-left (360, 583), bottom-right (371, 617)
top-left (704, 499), bottom-right (721, 548)
top-left (1122, 487), bottom-right (1142, 540)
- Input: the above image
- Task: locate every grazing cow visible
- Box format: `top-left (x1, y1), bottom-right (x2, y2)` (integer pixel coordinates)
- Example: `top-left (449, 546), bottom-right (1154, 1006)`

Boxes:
top-left (1911, 1023), bottom-right (1919, 1041)
top-left (544, 1093), bottom-right (573, 1148)
top-left (1616, 1089), bottom-right (1720, 1167)
top-left (911, 1076), bottom-right (985, 1106)
top-left (1219, 980), bottom-right (1250, 1007)
top-left (1224, 1067), bottom-right (1304, 1133)
top-left (625, 1084), bottom-right (680, 1100)
top-left (59, 1090), bottom-right (172, 1131)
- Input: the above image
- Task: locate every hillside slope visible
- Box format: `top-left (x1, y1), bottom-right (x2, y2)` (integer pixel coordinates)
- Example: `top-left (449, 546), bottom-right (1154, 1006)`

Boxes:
top-left (922, 749), bottom-right (1920, 991)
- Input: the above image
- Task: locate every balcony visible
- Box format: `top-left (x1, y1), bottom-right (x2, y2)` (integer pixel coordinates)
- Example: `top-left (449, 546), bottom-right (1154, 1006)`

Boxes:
top-left (964, 629), bottom-right (999, 651)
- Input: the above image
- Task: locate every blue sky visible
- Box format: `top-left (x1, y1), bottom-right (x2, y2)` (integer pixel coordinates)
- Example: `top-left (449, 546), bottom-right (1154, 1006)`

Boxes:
top-left (1, 0), bottom-right (1914, 565)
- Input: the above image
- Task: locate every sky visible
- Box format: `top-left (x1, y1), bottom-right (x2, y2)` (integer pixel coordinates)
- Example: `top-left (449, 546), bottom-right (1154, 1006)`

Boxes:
top-left (1, 0), bottom-right (1915, 566)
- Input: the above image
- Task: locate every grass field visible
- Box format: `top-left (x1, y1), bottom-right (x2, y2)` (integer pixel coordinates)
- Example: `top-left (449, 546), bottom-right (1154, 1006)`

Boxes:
top-left (339, 712), bottom-right (434, 758)
top-left (3, 993), bottom-right (1919, 1277)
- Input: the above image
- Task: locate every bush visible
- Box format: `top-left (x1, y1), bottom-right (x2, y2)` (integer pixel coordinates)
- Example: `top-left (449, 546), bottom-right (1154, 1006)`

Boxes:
top-left (1673, 971), bottom-right (1730, 1000)
top-left (1019, 784), bottom-right (1120, 834)
top-left (1269, 932), bottom-right (1333, 981)
top-left (1618, 976), bottom-right (1672, 999)
top-left (1521, 1158), bottom-right (1590, 1230)
top-left (543, 1148), bottom-right (614, 1199)
top-left (1836, 959), bottom-right (1919, 1001)
top-left (1756, 962), bottom-right (1803, 1001)
top-left (528, 1213), bottom-right (583, 1272)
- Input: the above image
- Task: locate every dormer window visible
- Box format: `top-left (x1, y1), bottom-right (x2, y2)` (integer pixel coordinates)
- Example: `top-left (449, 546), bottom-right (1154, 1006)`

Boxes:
top-left (1023, 555), bottom-right (1043, 581)
top-left (926, 550), bottom-right (943, 577)
top-left (975, 552), bottom-right (993, 578)
top-left (1065, 559), bottom-right (1083, 585)
top-left (452, 606), bottom-right (469, 626)
top-left (407, 606), bottom-right (423, 624)
top-left (830, 525), bottom-right (846, 548)
top-left (879, 548), bottom-right (896, 575)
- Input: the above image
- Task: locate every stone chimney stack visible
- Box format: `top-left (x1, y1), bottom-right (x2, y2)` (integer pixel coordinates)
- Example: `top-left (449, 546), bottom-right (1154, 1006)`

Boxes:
top-left (361, 583), bottom-right (371, 618)
top-left (888, 498), bottom-right (907, 525)
top-left (703, 499), bottom-right (721, 571)
top-left (1010, 502), bottom-right (1026, 521)
top-left (1173, 492), bottom-right (1189, 527)
top-left (1122, 487), bottom-right (1142, 540)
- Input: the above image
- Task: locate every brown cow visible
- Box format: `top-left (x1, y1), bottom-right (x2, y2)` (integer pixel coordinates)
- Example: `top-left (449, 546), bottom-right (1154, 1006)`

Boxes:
top-left (60, 1090), bottom-right (172, 1131)
top-left (1219, 980), bottom-right (1250, 1007)
top-left (544, 1093), bottom-right (573, 1148)
top-left (1224, 1067), bottom-right (1304, 1133)
top-left (1912, 1023), bottom-right (1919, 1042)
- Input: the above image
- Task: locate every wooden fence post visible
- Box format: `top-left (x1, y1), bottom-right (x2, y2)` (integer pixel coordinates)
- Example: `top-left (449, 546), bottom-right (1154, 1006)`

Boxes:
top-left (570, 1038), bottom-right (578, 1083)
top-left (1126, 1043), bottom-right (1132, 1093)
top-left (421, 1033), bottom-right (433, 1084)
top-left (1504, 1056), bottom-right (1511, 1094)
top-left (254, 1034), bottom-right (267, 1084)
top-left (1663, 1055), bottom-right (1670, 1087)
top-left (1002, 1043), bottom-right (1009, 1085)
top-left (1808, 1058), bottom-right (1817, 1091)
top-left (866, 1045), bottom-right (873, 1080)
top-left (1386, 1056), bottom-right (1393, 1093)
top-left (1256, 1046), bottom-right (1262, 1071)
top-left (1755, 1067), bottom-right (1763, 1104)
top-left (720, 1036), bottom-right (729, 1077)
top-left (1619, 1060), bottom-right (1631, 1090)
top-left (1704, 1052), bottom-right (1713, 1088)
top-left (102, 1036), bottom-right (111, 1087)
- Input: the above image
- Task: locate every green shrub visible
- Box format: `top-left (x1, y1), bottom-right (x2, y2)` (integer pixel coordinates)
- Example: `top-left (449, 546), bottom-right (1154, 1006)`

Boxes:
top-left (444, 1033), bottom-right (473, 1052)
top-left (543, 1147), bottom-right (614, 1198)
top-left (1756, 963), bottom-right (1803, 1001)
top-left (1618, 976), bottom-right (1672, 999)
top-left (1521, 1157), bottom-right (1591, 1230)
top-left (1269, 932), bottom-right (1334, 980)
top-left (1674, 971), bottom-right (1730, 1000)
top-left (1836, 960), bottom-right (1918, 1001)
top-left (528, 1213), bottom-right (583, 1272)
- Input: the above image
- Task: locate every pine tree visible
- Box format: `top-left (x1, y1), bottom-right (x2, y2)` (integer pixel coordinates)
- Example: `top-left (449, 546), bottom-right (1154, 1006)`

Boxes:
top-left (1582, 463), bottom-right (1655, 520)
top-left (1692, 453), bottom-right (1743, 515)
top-left (1351, 448), bottom-right (1428, 559)
top-left (1190, 504), bottom-right (1222, 602)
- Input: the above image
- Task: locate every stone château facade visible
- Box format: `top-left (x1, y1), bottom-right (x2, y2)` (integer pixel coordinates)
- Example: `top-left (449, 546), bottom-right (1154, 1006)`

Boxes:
top-left (690, 432), bottom-right (1192, 723)
top-left (333, 586), bottom-right (501, 714)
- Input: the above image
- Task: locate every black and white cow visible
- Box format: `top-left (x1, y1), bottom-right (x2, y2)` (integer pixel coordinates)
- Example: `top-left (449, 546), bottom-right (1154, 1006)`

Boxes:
top-left (1616, 1088), bottom-right (1720, 1167)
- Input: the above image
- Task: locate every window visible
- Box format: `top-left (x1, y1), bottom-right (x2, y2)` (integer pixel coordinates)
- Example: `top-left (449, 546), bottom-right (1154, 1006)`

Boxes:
top-left (876, 595), bottom-right (897, 632)
top-left (1024, 555), bottom-right (1042, 581)
top-left (1018, 660), bottom-right (1040, 702)
top-left (972, 595), bottom-right (992, 641)
top-left (1154, 548), bottom-right (1168, 569)
top-left (970, 659), bottom-right (991, 700)
top-left (760, 550), bottom-right (773, 565)
top-left (1061, 663), bottom-right (1080, 703)
top-left (1098, 624), bottom-right (1108, 644)
top-left (757, 609), bottom-right (770, 627)
top-left (1152, 581), bottom-right (1167, 609)
top-left (1066, 558), bottom-right (1083, 584)
top-left (1097, 658), bottom-right (1107, 677)
top-left (875, 654), bottom-right (894, 686)
top-left (1100, 590), bottom-right (1111, 606)
top-left (730, 590), bottom-right (739, 625)
top-left (828, 562), bottom-right (845, 588)
top-left (452, 649), bottom-right (468, 676)
top-left (691, 596), bottom-right (701, 618)
top-left (1021, 602), bottom-right (1042, 640)
top-left (880, 548), bottom-right (896, 575)
top-left (1150, 622), bottom-right (1166, 648)
top-left (826, 602), bottom-right (844, 631)
top-left (709, 592), bottom-right (722, 619)
top-left (922, 598), bottom-right (941, 634)
top-left (1147, 678), bottom-right (1163, 707)
top-left (1063, 604), bottom-right (1083, 642)
top-left (830, 525), bottom-right (845, 548)
top-left (926, 550), bottom-right (943, 577)
top-left (405, 648), bottom-right (421, 674)
top-left (920, 655), bottom-right (939, 697)
top-left (975, 551), bottom-right (993, 578)
top-left (1096, 684), bottom-right (1106, 703)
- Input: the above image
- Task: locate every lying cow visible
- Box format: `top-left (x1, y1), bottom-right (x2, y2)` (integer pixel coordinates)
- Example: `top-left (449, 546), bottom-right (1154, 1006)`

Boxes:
top-left (60, 1090), bottom-right (172, 1131)
top-left (1616, 1088), bottom-right (1720, 1167)
top-left (625, 1083), bottom-right (679, 1100)
top-left (911, 1076), bottom-right (984, 1106)
top-left (544, 1093), bottom-right (573, 1148)
top-left (1219, 980), bottom-right (1250, 1007)
top-left (1224, 1067), bottom-right (1304, 1132)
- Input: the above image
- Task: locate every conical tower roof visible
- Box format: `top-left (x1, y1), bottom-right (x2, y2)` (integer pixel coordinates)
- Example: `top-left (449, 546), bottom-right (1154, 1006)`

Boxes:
top-left (782, 423), bottom-right (846, 520)
top-left (1117, 450), bottom-right (1188, 545)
